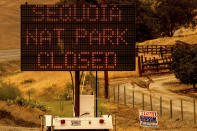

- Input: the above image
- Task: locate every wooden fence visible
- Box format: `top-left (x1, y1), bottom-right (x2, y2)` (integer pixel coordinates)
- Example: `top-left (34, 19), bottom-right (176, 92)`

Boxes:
top-left (136, 45), bottom-right (175, 57)
top-left (138, 56), bottom-right (173, 75)
top-left (136, 44), bottom-right (197, 57)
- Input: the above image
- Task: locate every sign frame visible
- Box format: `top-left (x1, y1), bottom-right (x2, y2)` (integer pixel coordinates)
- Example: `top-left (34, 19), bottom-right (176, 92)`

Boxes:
top-left (21, 4), bottom-right (136, 71)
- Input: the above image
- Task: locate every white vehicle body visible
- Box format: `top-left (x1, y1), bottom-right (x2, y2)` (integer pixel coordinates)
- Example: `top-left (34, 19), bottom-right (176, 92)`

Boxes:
top-left (44, 115), bottom-right (113, 130)
top-left (42, 95), bottom-right (113, 130)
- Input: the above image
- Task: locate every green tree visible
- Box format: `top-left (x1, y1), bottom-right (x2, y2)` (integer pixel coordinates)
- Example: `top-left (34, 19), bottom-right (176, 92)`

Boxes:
top-left (60, 82), bottom-right (73, 100)
top-left (154, 0), bottom-right (197, 37)
top-left (136, 0), bottom-right (159, 42)
top-left (172, 47), bottom-right (197, 89)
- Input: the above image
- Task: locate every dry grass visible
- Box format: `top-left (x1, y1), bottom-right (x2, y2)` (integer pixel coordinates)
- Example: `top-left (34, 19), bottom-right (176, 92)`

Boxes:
top-left (3, 71), bottom-right (72, 97)
top-left (2, 71), bottom-right (139, 97)
top-left (0, 60), bottom-right (20, 77)
top-left (103, 103), bottom-right (197, 131)
top-left (1, 57), bottom-right (139, 97)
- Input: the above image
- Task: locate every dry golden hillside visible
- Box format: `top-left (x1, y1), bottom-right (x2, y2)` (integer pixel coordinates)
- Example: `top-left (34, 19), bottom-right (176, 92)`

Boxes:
top-left (2, 30), bottom-right (197, 96)
top-left (0, 0), bottom-right (59, 49)
top-left (2, 70), bottom-right (138, 97)
top-left (138, 27), bottom-right (197, 46)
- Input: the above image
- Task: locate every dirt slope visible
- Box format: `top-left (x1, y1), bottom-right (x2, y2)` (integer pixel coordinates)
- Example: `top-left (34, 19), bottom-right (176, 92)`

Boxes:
top-left (0, 126), bottom-right (39, 131)
top-left (0, 101), bottom-right (44, 128)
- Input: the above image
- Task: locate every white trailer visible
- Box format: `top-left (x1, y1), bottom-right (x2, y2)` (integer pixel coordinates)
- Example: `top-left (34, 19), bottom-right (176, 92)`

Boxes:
top-left (41, 95), bottom-right (113, 131)
top-left (43, 115), bottom-right (112, 131)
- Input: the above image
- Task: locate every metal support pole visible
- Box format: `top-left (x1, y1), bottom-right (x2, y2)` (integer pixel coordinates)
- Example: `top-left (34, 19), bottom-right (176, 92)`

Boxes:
top-left (114, 115), bottom-right (116, 131)
top-left (98, 81), bottom-right (99, 97)
top-left (138, 56), bottom-right (142, 77)
top-left (160, 96), bottom-right (162, 116)
top-left (118, 85), bottom-right (120, 105)
top-left (104, 71), bottom-right (109, 99)
top-left (181, 99), bottom-right (183, 121)
top-left (132, 90), bottom-right (134, 108)
top-left (124, 86), bottom-right (126, 105)
top-left (142, 94), bottom-right (144, 110)
top-left (170, 100), bottom-right (172, 119)
top-left (75, 71), bottom-right (80, 117)
top-left (150, 94), bottom-right (152, 111)
top-left (96, 71), bottom-right (98, 117)
top-left (113, 87), bottom-right (115, 104)
top-left (194, 99), bottom-right (196, 124)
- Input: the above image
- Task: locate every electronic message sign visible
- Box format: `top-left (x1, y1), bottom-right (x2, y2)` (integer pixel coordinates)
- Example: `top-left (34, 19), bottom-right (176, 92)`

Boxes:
top-left (21, 4), bottom-right (135, 71)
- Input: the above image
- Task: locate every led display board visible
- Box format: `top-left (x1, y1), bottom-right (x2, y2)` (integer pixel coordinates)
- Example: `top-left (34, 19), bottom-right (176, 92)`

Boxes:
top-left (21, 4), bottom-right (135, 71)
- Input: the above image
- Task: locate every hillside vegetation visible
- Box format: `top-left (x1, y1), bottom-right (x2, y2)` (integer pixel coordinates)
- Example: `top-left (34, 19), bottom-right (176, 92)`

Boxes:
top-left (0, 100), bottom-right (43, 127)
top-left (58, 0), bottom-right (197, 42)
top-left (0, 0), bottom-right (196, 49)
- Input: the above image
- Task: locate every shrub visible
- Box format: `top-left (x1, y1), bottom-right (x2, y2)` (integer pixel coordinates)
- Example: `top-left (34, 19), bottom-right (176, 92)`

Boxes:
top-left (6, 99), bottom-right (14, 106)
top-left (28, 100), bottom-right (47, 112)
top-left (65, 82), bottom-right (72, 90)
top-left (15, 97), bottom-right (27, 106)
top-left (0, 82), bottom-right (47, 112)
top-left (61, 91), bottom-right (72, 101)
top-left (0, 65), bottom-right (6, 72)
top-left (172, 47), bottom-right (197, 89)
top-left (7, 97), bottom-right (47, 112)
top-left (22, 79), bottom-right (35, 84)
top-left (0, 82), bottom-right (21, 101)
top-left (45, 84), bottom-right (57, 97)
top-left (60, 82), bottom-right (73, 100)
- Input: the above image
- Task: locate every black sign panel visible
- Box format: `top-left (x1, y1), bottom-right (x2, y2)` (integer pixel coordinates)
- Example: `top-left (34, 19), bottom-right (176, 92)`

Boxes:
top-left (21, 4), bottom-right (135, 71)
